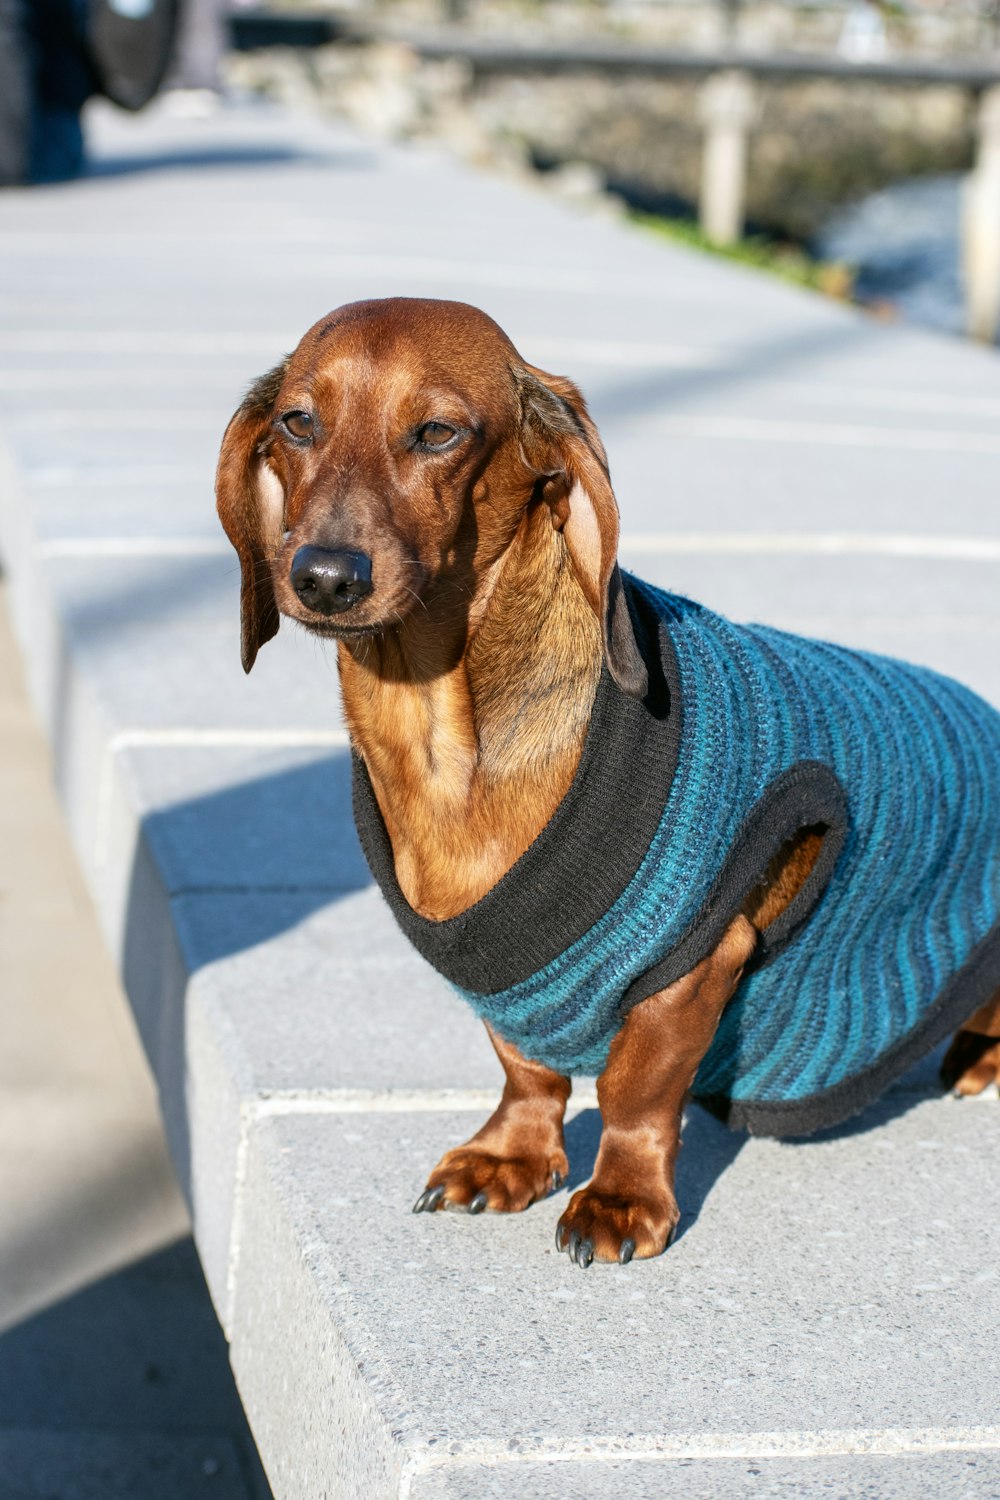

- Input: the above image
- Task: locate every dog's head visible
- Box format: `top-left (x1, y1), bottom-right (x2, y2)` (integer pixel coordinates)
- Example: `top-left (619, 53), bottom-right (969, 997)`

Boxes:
top-left (216, 296), bottom-right (646, 696)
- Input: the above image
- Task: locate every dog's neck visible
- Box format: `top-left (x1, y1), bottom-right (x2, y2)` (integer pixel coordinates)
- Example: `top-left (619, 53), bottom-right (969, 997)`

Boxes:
top-left (338, 505), bottom-right (602, 920)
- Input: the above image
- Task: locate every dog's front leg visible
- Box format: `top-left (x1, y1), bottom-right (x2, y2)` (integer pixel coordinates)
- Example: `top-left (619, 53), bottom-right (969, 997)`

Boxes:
top-left (556, 915), bottom-right (757, 1267)
top-left (413, 1027), bottom-right (571, 1215)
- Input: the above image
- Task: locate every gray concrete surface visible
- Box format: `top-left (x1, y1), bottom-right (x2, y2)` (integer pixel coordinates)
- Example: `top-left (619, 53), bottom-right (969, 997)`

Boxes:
top-left (0, 92), bottom-right (999, 1497)
top-left (0, 580), bottom-right (272, 1497)
top-left (0, 577), bottom-right (186, 1332)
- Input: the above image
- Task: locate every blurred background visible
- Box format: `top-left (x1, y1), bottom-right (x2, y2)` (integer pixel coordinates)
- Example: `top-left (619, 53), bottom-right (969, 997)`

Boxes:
top-left (4, 0), bottom-right (1000, 342)
top-left (222, 0), bottom-right (1000, 342)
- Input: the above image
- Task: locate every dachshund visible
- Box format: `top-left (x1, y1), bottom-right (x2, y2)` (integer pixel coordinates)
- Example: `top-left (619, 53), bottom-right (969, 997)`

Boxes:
top-left (217, 297), bottom-right (1000, 1267)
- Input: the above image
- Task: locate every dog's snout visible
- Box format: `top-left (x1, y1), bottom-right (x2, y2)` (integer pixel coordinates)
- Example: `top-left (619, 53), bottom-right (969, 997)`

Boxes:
top-left (290, 546), bottom-right (373, 614)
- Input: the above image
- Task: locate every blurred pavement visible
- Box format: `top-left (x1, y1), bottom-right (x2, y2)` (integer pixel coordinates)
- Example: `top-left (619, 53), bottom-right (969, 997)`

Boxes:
top-left (0, 578), bottom-right (271, 1499)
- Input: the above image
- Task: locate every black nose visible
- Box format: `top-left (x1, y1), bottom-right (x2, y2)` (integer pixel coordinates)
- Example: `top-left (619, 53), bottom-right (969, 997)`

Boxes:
top-left (290, 547), bottom-right (373, 615)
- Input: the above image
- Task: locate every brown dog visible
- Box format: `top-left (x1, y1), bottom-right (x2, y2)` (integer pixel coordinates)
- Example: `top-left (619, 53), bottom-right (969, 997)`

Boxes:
top-left (217, 297), bottom-right (1000, 1266)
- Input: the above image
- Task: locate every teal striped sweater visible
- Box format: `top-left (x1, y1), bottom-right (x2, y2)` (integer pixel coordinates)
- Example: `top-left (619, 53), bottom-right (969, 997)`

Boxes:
top-left (354, 578), bottom-right (1000, 1136)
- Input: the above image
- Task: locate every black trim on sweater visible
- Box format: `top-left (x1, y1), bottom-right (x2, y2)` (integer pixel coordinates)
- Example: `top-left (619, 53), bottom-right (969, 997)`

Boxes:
top-left (353, 580), bottom-right (853, 1015)
top-left (620, 760), bottom-right (849, 1014)
top-left (351, 578), bottom-right (680, 995)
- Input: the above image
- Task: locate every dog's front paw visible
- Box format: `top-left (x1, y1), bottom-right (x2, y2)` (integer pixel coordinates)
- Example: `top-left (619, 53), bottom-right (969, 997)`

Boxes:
top-left (413, 1145), bottom-right (568, 1216)
top-left (555, 1185), bottom-right (679, 1268)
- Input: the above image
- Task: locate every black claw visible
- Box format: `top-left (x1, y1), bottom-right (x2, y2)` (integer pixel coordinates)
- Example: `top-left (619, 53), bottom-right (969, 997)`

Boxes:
top-left (577, 1238), bottom-right (594, 1269)
top-left (551, 1170), bottom-right (564, 1193)
top-left (666, 1222), bottom-right (678, 1249)
top-left (619, 1238), bottom-right (635, 1265)
top-left (568, 1230), bottom-right (581, 1264)
top-left (468, 1192), bottom-right (487, 1215)
top-left (555, 1222), bottom-right (567, 1252)
top-left (413, 1185), bottom-right (445, 1214)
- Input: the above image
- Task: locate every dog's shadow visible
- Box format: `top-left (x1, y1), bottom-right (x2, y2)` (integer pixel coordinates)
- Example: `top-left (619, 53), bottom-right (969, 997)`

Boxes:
top-left (563, 1056), bottom-right (945, 1241)
top-left (563, 1103), bottom-right (746, 1241)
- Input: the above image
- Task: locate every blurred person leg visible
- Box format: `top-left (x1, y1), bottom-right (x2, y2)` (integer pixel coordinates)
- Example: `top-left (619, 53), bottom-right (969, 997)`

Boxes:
top-left (29, 0), bottom-right (95, 181)
top-left (0, 0), bottom-right (95, 185)
top-left (0, 0), bottom-right (32, 184)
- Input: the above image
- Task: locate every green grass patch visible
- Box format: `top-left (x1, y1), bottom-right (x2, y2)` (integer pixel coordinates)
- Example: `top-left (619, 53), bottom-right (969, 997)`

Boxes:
top-left (631, 212), bottom-right (855, 302)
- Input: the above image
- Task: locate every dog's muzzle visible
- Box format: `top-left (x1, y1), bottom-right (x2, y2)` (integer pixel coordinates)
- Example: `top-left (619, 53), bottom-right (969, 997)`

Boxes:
top-left (290, 546), bottom-right (373, 614)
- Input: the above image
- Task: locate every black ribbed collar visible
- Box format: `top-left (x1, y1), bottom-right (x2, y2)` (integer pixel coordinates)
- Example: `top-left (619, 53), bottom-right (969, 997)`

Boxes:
top-left (351, 578), bottom-right (681, 996)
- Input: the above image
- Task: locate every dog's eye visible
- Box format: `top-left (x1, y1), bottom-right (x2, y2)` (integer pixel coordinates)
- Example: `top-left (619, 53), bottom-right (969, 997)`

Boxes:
top-left (281, 410), bottom-right (313, 441)
top-left (416, 421), bottom-right (457, 449)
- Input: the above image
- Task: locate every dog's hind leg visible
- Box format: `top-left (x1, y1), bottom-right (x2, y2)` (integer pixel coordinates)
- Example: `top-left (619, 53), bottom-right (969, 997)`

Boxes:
top-left (413, 1027), bottom-right (571, 1216)
top-left (941, 991), bottom-right (1000, 1096)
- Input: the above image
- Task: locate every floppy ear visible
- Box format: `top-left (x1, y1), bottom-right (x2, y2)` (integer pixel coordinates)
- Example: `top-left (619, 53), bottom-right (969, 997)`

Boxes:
top-left (514, 364), bottom-right (648, 699)
top-left (216, 361), bottom-right (288, 673)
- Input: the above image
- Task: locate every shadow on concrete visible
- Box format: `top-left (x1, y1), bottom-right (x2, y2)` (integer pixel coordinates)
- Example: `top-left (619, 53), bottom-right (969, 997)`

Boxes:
top-left (674, 1106), bottom-right (749, 1240)
top-left (139, 750), bottom-right (369, 958)
top-left (0, 1238), bottom-right (273, 1499)
top-left (564, 1104), bottom-right (748, 1241)
top-left (84, 144), bottom-right (376, 180)
top-left (563, 1107), bottom-right (602, 1189)
top-left (591, 316), bottom-right (880, 427)
top-left (54, 553), bottom-right (249, 649)
top-left (563, 1077), bottom-right (946, 1244)
top-left (0, 1130), bottom-right (185, 1339)
top-left (118, 752), bottom-right (368, 1201)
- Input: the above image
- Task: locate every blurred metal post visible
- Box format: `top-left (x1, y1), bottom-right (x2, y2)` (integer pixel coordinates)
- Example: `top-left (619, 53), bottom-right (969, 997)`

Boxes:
top-left (698, 69), bottom-right (755, 245)
top-left (720, 0), bottom-right (741, 47)
top-left (963, 84), bottom-right (1000, 343)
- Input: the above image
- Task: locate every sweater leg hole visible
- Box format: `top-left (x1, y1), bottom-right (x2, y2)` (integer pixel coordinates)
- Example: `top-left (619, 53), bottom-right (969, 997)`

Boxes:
top-left (744, 822), bottom-right (828, 933)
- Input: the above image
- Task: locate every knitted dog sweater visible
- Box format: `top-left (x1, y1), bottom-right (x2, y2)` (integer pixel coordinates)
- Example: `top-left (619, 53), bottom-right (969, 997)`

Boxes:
top-left (353, 577), bottom-right (1000, 1136)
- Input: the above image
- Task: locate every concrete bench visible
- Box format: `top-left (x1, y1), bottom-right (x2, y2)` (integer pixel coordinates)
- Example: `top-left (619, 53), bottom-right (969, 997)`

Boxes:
top-left (1, 96), bottom-right (999, 1498)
